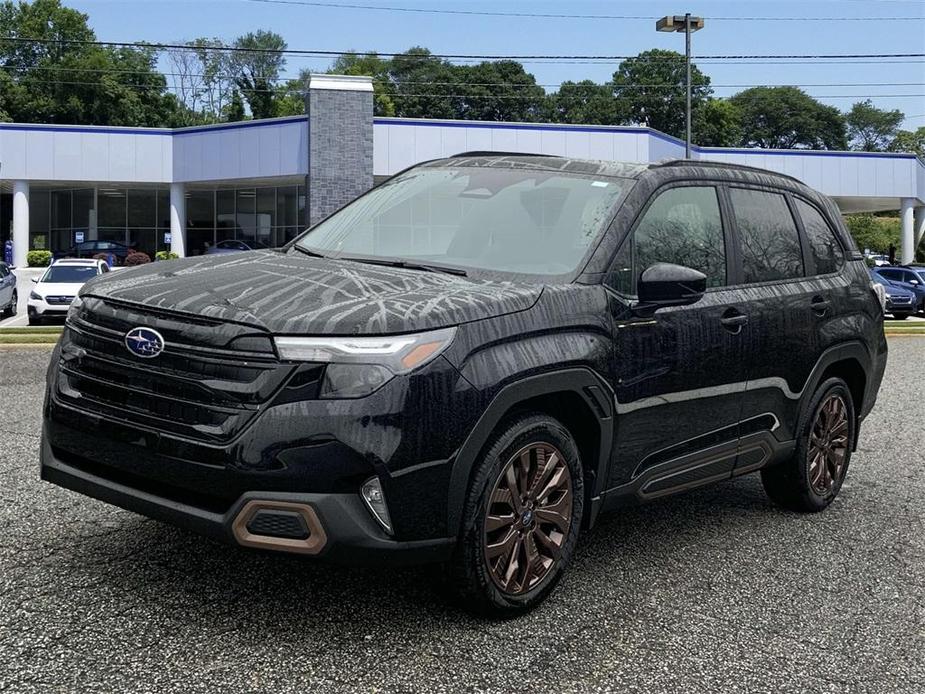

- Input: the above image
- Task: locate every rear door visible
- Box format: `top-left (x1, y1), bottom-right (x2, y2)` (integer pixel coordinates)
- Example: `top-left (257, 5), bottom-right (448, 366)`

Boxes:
top-left (0, 264), bottom-right (11, 306)
top-left (605, 183), bottom-right (750, 495)
top-left (727, 187), bottom-right (841, 456)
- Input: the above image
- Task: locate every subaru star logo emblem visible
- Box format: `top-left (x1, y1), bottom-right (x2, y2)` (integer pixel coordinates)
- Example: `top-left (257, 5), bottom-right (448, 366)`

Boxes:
top-left (124, 327), bottom-right (165, 359)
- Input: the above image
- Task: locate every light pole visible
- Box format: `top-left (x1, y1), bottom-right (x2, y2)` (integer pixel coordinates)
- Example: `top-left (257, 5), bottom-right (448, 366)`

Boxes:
top-left (656, 14), bottom-right (704, 159)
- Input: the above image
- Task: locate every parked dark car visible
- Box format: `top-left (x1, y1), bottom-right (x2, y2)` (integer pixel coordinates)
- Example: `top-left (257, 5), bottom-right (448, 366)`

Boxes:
top-left (41, 155), bottom-right (886, 615)
top-left (870, 271), bottom-right (916, 319)
top-left (205, 239), bottom-right (270, 255)
top-left (55, 240), bottom-right (132, 264)
top-left (0, 261), bottom-right (16, 318)
top-left (871, 266), bottom-right (925, 311)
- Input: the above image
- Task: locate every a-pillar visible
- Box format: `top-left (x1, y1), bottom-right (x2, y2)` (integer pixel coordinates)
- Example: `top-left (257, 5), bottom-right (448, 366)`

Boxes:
top-left (169, 182), bottom-right (186, 258)
top-left (900, 198), bottom-right (915, 264)
top-left (12, 180), bottom-right (29, 268)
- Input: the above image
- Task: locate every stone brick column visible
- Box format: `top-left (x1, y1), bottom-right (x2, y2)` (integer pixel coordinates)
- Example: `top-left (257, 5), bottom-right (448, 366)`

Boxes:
top-left (306, 74), bottom-right (374, 226)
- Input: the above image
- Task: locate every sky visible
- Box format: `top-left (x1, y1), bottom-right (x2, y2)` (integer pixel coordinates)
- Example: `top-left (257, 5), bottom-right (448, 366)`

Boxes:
top-left (66, 0), bottom-right (925, 129)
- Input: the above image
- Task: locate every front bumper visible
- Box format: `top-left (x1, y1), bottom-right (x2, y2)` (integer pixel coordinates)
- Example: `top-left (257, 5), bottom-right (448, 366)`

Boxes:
top-left (28, 298), bottom-right (71, 317)
top-left (40, 431), bottom-right (455, 566)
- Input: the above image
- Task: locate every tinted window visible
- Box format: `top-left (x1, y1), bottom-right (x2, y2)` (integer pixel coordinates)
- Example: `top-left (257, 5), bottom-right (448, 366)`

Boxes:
top-left (41, 266), bottom-right (99, 283)
top-left (879, 269), bottom-right (901, 281)
top-left (731, 188), bottom-right (804, 283)
top-left (795, 199), bottom-right (843, 275)
top-left (631, 186), bottom-right (726, 290)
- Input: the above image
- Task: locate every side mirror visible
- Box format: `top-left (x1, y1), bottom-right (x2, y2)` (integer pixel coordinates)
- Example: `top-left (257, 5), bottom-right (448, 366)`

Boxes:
top-left (31, 277), bottom-right (39, 283)
top-left (634, 263), bottom-right (707, 316)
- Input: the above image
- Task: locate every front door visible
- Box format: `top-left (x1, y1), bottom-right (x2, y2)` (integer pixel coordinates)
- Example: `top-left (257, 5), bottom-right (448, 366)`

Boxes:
top-left (604, 184), bottom-right (749, 496)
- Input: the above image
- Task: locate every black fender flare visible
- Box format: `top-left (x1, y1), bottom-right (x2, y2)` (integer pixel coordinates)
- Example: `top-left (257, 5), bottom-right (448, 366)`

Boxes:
top-left (445, 368), bottom-right (614, 537)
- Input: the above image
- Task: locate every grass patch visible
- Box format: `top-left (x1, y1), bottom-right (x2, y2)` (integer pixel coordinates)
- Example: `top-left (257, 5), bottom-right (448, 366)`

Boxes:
top-left (0, 326), bottom-right (64, 335)
top-left (0, 333), bottom-right (60, 344)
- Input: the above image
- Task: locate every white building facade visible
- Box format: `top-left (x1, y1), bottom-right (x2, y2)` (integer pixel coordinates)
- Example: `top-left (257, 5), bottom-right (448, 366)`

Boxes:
top-left (2, 75), bottom-right (924, 267)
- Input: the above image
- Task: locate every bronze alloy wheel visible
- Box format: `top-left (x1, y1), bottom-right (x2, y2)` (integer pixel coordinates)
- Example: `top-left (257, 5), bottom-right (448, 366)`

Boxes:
top-left (808, 393), bottom-right (850, 495)
top-left (483, 442), bottom-right (573, 596)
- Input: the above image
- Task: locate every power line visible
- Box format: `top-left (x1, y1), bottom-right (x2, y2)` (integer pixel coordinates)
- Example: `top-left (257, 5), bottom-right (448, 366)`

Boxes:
top-left (239, 0), bottom-right (923, 22)
top-left (2, 36), bottom-right (923, 62)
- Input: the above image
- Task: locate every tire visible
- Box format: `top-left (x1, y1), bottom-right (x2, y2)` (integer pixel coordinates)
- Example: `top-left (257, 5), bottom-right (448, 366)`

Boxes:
top-left (6, 291), bottom-right (17, 317)
top-left (27, 314), bottom-right (42, 326)
top-left (446, 413), bottom-right (584, 617)
top-left (892, 313), bottom-right (909, 320)
top-left (761, 377), bottom-right (855, 513)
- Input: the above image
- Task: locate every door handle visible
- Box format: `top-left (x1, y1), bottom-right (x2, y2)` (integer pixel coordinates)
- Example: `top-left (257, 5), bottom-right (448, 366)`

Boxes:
top-left (720, 310), bottom-right (748, 333)
top-left (811, 296), bottom-right (830, 316)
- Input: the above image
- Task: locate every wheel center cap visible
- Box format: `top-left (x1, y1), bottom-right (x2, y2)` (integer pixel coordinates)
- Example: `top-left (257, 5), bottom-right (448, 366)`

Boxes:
top-left (521, 509), bottom-right (535, 527)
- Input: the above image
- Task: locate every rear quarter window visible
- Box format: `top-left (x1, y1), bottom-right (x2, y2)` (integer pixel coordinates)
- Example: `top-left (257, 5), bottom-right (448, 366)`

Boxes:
top-left (795, 199), bottom-right (843, 275)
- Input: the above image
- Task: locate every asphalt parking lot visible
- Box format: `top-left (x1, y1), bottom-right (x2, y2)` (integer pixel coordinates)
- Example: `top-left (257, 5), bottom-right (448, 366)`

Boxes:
top-left (0, 342), bottom-right (923, 693)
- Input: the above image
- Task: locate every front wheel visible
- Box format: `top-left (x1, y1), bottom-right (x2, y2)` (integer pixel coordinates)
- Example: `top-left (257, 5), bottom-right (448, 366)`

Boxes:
top-left (892, 313), bottom-right (909, 320)
top-left (761, 377), bottom-right (855, 512)
top-left (1, 291), bottom-right (15, 318)
top-left (446, 414), bottom-right (584, 617)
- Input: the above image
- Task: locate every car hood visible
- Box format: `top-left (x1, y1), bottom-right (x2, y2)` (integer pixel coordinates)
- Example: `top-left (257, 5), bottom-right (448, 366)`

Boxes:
top-left (35, 281), bottom-right (86, 297)
top-left (80, 250), bottom-right (542, 335)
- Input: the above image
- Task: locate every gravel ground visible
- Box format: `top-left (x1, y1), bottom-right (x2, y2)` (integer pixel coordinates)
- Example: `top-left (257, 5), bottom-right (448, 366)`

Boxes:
top-left (0, 341), bottom-right (922, 693)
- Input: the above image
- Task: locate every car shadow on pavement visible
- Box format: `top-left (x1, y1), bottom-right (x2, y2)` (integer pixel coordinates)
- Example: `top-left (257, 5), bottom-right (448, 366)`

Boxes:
top-left (63, 473), bottom-right (785, 631)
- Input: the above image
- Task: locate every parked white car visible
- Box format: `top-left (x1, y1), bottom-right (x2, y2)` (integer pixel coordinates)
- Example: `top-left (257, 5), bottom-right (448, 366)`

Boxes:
top-left (28, 258), bottom-right (109, 325)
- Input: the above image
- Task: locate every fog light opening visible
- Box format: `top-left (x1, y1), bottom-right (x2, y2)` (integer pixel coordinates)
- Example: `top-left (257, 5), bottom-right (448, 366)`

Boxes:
top-left (360, 477), bottom-right (393, 536)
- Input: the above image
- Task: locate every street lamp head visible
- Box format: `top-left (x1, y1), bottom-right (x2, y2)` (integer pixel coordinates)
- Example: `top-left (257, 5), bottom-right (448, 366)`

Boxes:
top-left (656, 15), bottom-right (705, 32)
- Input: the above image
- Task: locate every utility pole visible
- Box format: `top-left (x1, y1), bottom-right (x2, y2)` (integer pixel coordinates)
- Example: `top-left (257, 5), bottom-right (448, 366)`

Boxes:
top-left (656, 14), bottom-right (705, 159)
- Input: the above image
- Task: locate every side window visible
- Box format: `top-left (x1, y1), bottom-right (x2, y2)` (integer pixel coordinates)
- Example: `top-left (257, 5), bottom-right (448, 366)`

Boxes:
top-left (731, 188), bottom-right (804, 283)
top-left (880, 269), bottom-right (900, 281)
top-left (615, 186), bottom-right (726, 293)
top-left (795, 199), bottom-right (843, 275)
top-left (101, 264), bottom-right (110, 273)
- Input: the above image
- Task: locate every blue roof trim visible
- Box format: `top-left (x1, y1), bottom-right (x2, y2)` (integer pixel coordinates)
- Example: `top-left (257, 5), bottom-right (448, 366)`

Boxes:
top-left (0, 116), bottom-right (306, 138)
top-left (698, 146), bottom-right (920, 161)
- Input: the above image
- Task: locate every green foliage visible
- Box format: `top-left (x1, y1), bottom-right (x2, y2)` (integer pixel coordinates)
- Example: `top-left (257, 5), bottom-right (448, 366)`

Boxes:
top-left (231, 30), bottom-right (287, 120)
top-left (889, 127), bottom-right (925, 158)
top-left (0, 0), bottom-right (182, 127)
top-left (846, 100), bottom-right (904, 152)
top-left (124, 251), bottom-right (151, 266)
top-left (224, 90), bottom-right (246, 122)
top-left (329, 53), bottom-right (396, 116)
top-left (731, 87), bottom-right (847, 150)
top-left (611, 49), bottom-right (711, 139)
top-left (544, 80), bottom-right (620, 125)
top-left (693, 99), bottom-right (742, 147)
top-left (155, 251), bottom-right (179, 261)
top-left (26, 250), bottom-right (52, 267)
top-left (843, 214), bottom-right (900, 255)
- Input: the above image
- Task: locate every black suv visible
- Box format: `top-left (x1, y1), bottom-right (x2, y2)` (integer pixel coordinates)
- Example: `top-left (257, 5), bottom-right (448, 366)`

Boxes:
top-left (41, 155), bottom-right (886, 615)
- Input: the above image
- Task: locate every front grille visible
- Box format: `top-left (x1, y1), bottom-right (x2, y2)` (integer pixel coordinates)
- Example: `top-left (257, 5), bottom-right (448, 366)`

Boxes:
top-left (46, 295), bottom-right (75, 306)
top-left (55, 298), bottom-right (299, 443)
top-left (890, 296), bottom-right (912, 305)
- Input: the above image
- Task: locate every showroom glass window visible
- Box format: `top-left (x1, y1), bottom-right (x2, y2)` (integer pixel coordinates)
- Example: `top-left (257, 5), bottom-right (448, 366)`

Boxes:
top-left (730, 188), bottom-right (804, 283)
top-left (609, 186), bottom-right (726, 294)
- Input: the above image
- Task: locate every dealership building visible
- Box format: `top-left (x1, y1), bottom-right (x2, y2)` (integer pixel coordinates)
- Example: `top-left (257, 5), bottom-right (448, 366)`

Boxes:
top-left (1, 74), bottom-right (924, 268)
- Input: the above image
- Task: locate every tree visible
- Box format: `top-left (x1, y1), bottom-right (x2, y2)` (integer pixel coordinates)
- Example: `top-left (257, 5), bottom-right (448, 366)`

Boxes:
top-left (692, 99), bottom-right (742, 147)
top-left (611, 49), bottom-right (711, 138)
top-left (545, 80), bottom-right (621, 125)
top-left (846, 100), bottom-right (904, 151)
top-left (388, 47), bottom-right (461, 120)
top-left (843, 214), bottom-right (899, 255)
top-left (329, 52), bottom-right (396, 116)
top-left (230, 30), bottom-right (286, 119)
top-left (453, 60), bottom-right (545, 122)
top-left (224, 89), bottom-right (246, 122)
top-left (889, 127), bottom-right (925, 158)
top-left (730, 86), bottom-right (847, 150)
top-left (0, 0), bottom-right (182, 126)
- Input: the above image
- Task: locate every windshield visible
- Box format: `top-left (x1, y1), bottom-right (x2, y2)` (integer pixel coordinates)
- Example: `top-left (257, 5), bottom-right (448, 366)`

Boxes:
top-left (41, 265), bottom-right (99, 283)
top-left (294, 166), bottom-right (633, 276)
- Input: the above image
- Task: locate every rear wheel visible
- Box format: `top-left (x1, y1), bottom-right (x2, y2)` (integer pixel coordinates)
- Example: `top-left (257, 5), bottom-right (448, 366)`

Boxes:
top-left (1, 291), bottom-right (15, 318)
top-left (761, 377), bottom-right (854, 512)
top-left (447, 414), bottom-right (584, 616)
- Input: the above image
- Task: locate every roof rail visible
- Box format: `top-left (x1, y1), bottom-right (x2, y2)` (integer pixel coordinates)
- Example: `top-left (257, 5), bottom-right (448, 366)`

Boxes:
top-left (652, 158), bottom-right (806, 185)
top-left (449, 151), bottom-right (555, 158)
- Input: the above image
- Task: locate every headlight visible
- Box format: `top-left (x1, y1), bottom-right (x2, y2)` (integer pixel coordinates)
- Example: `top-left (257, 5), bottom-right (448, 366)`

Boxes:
top-left (29, 291), bottom-right (43, 301)
top-left (67, 295), bottom-right (83, 322)
top-left (275, 327), bottom-right (456, 398)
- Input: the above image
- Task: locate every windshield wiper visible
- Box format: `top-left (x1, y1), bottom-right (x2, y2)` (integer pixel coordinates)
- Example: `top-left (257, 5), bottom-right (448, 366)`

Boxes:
top-left (346, 256), bottom-right (468, 277)
top-left (291, 245), bottom-right (328, 259)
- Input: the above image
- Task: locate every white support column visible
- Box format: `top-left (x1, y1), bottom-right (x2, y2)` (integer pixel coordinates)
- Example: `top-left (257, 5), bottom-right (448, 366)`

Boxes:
top-left (914, 206), bottom-right (925, 251)
top-left (12, 180), bottom-right (29, 268)
top-left (900, 198), bottom-right (915, 264)
top-left (169, 183), bottom-right (186, 258)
